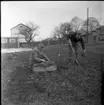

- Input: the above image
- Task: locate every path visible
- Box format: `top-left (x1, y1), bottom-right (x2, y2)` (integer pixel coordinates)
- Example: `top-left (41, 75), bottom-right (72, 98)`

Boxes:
top-left (1, 48), bottom-right (32, 54)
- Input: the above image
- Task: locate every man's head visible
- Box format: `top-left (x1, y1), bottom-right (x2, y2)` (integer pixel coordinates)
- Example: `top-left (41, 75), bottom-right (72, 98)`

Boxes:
top-left (37, 43), bottom-right (44, 50)
top-left (32, 43), bottom-right (44, 51)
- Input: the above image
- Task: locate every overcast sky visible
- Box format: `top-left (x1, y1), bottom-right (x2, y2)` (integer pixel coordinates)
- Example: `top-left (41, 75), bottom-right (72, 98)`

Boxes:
top-left (1, 1), bottom-right (104, 41)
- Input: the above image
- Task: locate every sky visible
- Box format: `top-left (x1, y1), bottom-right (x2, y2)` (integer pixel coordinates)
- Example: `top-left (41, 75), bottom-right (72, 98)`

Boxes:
top-left (1, 1), bottom-right (104, 41)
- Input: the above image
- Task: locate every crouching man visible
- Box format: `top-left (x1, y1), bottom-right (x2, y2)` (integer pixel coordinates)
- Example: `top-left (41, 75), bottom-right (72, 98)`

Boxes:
top-left (29, 44), bottom-right (56, 72)
top-left (65, 31), bottom-right (86, 64)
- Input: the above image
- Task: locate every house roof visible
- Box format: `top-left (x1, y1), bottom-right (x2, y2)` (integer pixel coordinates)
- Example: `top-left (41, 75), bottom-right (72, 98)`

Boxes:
top-left (10, 23), bottom-right (30, 30)
top-left (91, 25), bottom-right (104, 35)
top-left (95, 25), bottom-right (104, 32)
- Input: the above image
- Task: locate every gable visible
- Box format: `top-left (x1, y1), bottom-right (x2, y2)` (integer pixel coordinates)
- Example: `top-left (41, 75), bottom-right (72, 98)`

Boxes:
top-left (11, 23), bottom-right (30, 30)
top-left (11, 23), bottom-right (31, 37)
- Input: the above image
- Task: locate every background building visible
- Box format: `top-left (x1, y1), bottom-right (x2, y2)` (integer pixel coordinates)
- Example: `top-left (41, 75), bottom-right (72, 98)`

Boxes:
top-left (1, 37), bottom-right (19, 48)
top-left (1, 24), bottom-right (104, 49)
top-left (11, 23), bottom-right (27, 43)
top-left (1, 23), bottom-right (28, 48)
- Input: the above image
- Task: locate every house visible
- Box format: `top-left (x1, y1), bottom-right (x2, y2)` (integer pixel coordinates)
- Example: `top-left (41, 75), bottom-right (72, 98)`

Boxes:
top-left (93, 26), bottom-right (104, 36)
top-left (91, 25), bottom-right (104, 43)
top-left (1, 36), bottom-right (19, 48)
top-left (80, 25), bottom-right (104, 44)
top-left (10, 23), bottom-right (29, 43)
top-left (2, 23), bottom-right (30, 48)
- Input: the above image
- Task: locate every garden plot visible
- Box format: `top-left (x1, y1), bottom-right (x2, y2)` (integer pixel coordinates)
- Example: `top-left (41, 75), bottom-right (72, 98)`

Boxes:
top-left (1, 45), bottom-right (104, 105)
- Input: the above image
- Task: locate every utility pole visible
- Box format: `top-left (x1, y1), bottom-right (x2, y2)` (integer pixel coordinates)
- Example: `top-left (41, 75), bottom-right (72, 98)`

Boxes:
top-left (86, 8), bottom-right (89, 43)
top-left (87, 8), bottom-right (89, 35)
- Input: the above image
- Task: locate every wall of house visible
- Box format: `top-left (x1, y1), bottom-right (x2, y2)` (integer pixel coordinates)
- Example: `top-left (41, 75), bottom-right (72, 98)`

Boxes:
top-left (96, 36), bottom-right (104, 43)
top-left (92, 27), bottom-right (104, 44)
top-left (86, 33), bottom-right (104, 45)
top-left (1, 37), bottom-right (19, 48)
top-left (11, 28), bottom-right (19, 37)
top-left (11, 25), bottom-right (26, 43)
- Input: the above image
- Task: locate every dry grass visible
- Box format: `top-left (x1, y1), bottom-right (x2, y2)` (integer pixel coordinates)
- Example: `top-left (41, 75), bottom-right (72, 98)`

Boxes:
top-left (1, 46), bottom-right (104, 105)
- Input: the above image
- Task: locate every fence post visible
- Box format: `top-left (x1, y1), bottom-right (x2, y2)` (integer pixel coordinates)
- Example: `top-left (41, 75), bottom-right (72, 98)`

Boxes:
top-left (17, 38), bottom-right (20, 48)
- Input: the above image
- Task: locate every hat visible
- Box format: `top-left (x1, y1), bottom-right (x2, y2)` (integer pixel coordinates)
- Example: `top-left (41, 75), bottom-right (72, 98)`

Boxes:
top-left (38, 43), bottom-right (44, 49)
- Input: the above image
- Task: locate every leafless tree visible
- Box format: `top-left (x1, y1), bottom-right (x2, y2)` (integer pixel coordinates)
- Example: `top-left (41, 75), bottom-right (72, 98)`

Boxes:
top-left (60, 22), bottom-right (72, 35)
top-left (18, 21), bottom-right (40, 42)
top-left (82, 17), bottom-right (100, 34)
top-left (51, 22), bottom-right (71, 40)
top-left (51, 26), bottom-right (62, 40)
top-left (70, 16), bottom-right (84, 32)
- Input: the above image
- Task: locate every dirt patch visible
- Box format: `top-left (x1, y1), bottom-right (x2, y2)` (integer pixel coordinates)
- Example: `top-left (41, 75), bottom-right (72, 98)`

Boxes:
top-left (2, 46), bottom-right (103, 105)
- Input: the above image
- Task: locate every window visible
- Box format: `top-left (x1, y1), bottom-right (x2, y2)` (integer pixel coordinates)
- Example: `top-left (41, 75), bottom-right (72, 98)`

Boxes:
top-left (93, 36), bottom-right (96, 41)
top-left (98, 36), bottom-right (104, 41)
top-left (9, 39), bottom-right (16, 43)
top-left (2, 38), bottom-right (8, 43)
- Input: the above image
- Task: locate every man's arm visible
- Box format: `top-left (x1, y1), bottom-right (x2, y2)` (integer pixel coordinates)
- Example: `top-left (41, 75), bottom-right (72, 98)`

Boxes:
top-left (80, 38), bottom-right (85, 50)
top-left (41, 52), bottom-right (50, 61)
top-left (68, 39), bottom-right (75, 55)
top-left (79, 37), bottom-right (86, 56)
top-left (68, 39), bottom-right (79, 64)
top-left (32, 51), bottom-right (46, 62)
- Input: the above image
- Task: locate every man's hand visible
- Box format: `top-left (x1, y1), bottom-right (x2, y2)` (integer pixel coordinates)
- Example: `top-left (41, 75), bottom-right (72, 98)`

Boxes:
top-left (42, 53), bottom-right (50, 61)
top-left (48, 60), bottom-right (53, 64)
top-left (41, 59), bottom-right (46, 62)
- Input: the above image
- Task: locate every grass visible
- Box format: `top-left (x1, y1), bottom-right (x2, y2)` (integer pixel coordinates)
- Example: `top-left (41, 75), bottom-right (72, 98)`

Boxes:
top-left (1, 45), bottom-right (104, 105)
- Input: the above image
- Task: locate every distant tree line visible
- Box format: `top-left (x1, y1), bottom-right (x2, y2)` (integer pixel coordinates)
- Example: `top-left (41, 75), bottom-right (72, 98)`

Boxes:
top-left (18, 16), bottom-right (102, 45)
top-left (50, 16), bottom-right (100, 42)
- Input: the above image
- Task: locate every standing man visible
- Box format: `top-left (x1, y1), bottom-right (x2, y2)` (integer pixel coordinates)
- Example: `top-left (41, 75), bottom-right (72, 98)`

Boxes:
top-left (65, 30), bottom-right (86, 63)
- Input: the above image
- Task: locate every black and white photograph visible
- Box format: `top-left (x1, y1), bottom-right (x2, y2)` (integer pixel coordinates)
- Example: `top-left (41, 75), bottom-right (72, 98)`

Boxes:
top-left (1, 1), bottom-right (104, 105)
